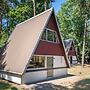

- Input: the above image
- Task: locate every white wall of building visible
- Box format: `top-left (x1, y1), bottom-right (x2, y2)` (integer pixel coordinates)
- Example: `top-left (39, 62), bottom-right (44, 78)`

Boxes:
top-left (53, 56), bottom-right (67, 67)
top-left (72, 56), bottom-right (77, 60)
top-left (22, 71), bottom-right (47, 84)
top-left (53, 68), bottom-right (67, 77)
top-left (53, 56), bottom-right (67, 77)
top-left (72, 56), bottom-right (77, 64)
top-left (68, 55), bottom-right (77, 64)
top-left (0, 73), bottom-right (21, 84)
top-left (22, 56), bottom-right (68, 84)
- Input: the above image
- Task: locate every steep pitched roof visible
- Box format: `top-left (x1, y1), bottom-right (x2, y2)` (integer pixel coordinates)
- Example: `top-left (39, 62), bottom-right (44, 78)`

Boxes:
top-left (64, 39), bottom-right (77, 56)
top-left (64, 39), bottom-right (73, 52)
top-left (2, 8), bottom-right (69, 74)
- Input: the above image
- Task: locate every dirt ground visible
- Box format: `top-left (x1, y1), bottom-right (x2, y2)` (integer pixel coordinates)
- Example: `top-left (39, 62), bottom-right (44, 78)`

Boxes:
top-left (0, 64), bottom-right (90, 90)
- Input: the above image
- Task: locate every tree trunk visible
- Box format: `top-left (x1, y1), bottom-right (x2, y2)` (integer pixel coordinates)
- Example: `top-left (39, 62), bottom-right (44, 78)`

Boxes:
top-left (33, 0), bottom-right (36, 16)
top-left (81, 15), bottom-right (87, 67)
top-left (44, 0), bottom-right (47, 10)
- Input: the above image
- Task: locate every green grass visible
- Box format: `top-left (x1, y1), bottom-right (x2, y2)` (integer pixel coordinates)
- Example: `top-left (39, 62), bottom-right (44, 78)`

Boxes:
top-left (0, 81), bottom-right (21, 90)
top-left (72, 78), bottom-right (90, 90)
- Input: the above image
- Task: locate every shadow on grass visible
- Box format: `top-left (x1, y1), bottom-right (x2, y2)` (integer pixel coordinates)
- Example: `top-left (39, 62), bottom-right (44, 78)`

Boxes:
top-left (32, 78), bottom-right (90, 90)
top-left (0, 81), bottom-right (11, 90)
top-left (0, 81), bottom-right (18, 90)
top-left (72, 78), bottom-right (90, 90)
top-left (33, 83), bottom-right (68, 90)
top-left (11, 87), bottom-right (18, 90)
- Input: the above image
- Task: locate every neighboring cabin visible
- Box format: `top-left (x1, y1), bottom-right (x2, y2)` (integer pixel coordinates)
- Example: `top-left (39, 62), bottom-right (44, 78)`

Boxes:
top-left (0, 8), bottom-right (70, 84)
top-left (64, 39), bottom-right (77, 65)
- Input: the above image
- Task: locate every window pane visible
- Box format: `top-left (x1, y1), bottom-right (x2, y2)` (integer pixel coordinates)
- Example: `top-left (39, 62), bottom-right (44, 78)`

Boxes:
top-left (57, 38), bottom-right (60, 43)
top-left (39, 57), bottom-right (45, 67)
top-left (47, 30), bottom-right (54, 41)
top-left (41, 30), bottom-right (46, 40)
top-left (54, 32), bottom-right (57, 42)
top-left (41, 28), bottom-right (59, 43)
top-left (27, 56), bottom-right (45, 69)
top-left (47, 57), bottom-right (53, 68)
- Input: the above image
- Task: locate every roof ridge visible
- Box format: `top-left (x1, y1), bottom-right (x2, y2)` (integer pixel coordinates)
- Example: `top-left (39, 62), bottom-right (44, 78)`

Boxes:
top-left (16, 8), bottom-right (53, 27)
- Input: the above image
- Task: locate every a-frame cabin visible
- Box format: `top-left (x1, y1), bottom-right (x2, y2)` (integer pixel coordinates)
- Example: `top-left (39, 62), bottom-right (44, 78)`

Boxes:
top-left (64, 39), bottom-right (77, 65)
top-left (0, 8), bottom-right (70, 84)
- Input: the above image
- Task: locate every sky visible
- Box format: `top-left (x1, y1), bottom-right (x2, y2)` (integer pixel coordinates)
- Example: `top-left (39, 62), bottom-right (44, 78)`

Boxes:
top-left (52, 0), bottom-right (65, 13)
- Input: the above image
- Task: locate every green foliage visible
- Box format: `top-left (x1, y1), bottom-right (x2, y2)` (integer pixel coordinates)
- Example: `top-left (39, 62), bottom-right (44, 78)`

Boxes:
top-left (0, 81), bottom-right (21, 90)
top-left (8, 0), bottom-right (51, 30)
top-left (0, 0), bottom-right (51, 49)
top-left (0, 31), bottom-right (8, 48)
top-left (8, 0), bottom-right (33, 29)
top-left (57, 0), bottom-right (90, 60)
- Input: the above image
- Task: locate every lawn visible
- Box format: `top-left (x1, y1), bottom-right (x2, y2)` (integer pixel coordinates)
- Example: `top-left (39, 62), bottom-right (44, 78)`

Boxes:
top-left (0, 82), bottom-right (17, 90)
top-left (0, 80), bottom-right (24, 90)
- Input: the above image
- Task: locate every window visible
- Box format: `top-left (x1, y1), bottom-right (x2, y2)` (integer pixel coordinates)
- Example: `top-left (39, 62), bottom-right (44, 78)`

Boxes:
top-left (47, 57), bottom-right (53, 68)
top-left (42, 30), bottom-right (46, 40)
top-left (27, 56), bottom-right (45, 69)
top-left (41, 28), bottom-right (59, 43)
top-left (53, 32), bottom-right (57, 42)
top-left (47, 30), bottom-right (54, 41)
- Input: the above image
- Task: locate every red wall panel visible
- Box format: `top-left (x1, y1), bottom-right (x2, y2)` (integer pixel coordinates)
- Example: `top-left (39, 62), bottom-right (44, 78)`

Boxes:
top-left (34, 40), bottom-right (64, 56)
top-left (46, 14), bottom-right (58, 31)
top-left (68, 45), bottom-right (76, 56)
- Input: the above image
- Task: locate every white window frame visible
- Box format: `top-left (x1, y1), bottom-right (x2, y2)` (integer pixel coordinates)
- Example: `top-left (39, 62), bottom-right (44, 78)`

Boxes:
top-left (26, 55), bottom-right (55, 70)
top-left (26, 55), bottom-right (46, 70)
top-left (41, 28), bottom-right (59, 43)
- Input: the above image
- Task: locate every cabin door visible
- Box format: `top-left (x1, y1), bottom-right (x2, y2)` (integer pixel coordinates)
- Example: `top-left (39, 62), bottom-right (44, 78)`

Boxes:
top-left (47, 57), bottom-right (53, 77)
top-left (70, 56), bottom-right (72, 64)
